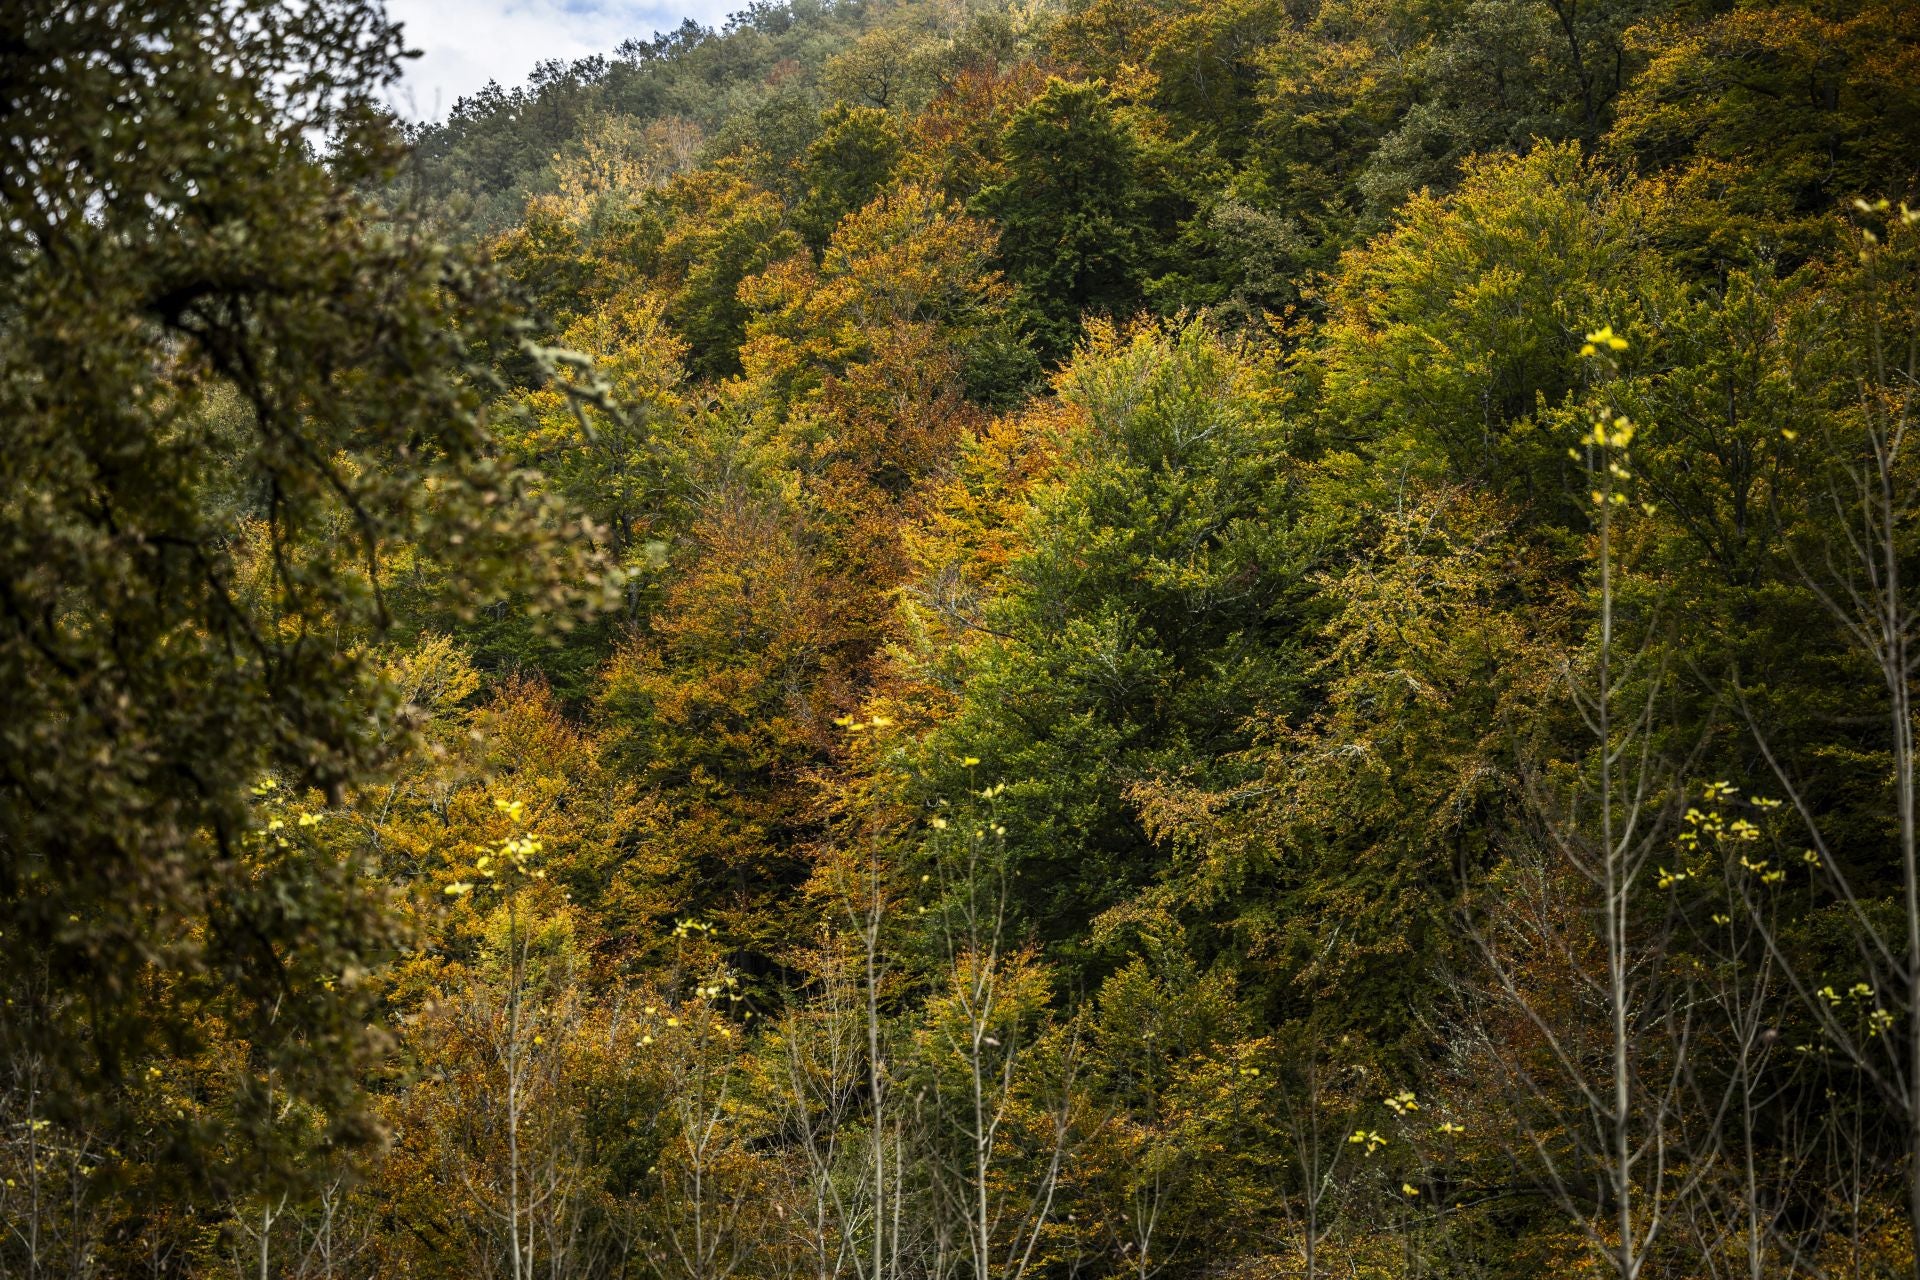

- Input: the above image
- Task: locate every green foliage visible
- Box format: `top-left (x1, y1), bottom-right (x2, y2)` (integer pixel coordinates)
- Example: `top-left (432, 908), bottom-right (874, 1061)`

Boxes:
top-left (1608, 0), bottom-right (1920, 272)
top-left (904, 320), bottom-right (1304, 967)
top-left (0, 0), bottom-right (609, 1214)
top-left (794, 104), bottom-right (906, 253)
top-left (1347, 0), bottom-right (1652, 214)
top-left (1315, 143), bottom-right (1666, 510)
top-left (974, 79), bottom-right (1155, 361)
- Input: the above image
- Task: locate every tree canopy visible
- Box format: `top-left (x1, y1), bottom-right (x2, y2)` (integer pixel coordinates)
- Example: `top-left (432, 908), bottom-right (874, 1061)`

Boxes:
top-left (7, 0), bottom-right (1920, 1277)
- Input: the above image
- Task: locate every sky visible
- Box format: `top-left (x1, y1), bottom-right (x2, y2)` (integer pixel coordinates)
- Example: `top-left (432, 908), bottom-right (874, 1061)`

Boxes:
top-left (382, 0), bottom-right (740, 120)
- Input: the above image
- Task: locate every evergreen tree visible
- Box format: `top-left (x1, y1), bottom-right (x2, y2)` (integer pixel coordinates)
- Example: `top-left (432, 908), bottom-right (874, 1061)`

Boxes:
top-left (793, 104), bottom-right (906, 253)
top-left (903, 320), bottom-right (1304, 971)
top-left (975, 79), bottom-right (1152, 361)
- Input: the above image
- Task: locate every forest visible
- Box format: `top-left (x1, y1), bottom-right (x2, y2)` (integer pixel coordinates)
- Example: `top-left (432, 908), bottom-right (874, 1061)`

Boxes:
top-left (4, 0), bottom-right (1920, 1275)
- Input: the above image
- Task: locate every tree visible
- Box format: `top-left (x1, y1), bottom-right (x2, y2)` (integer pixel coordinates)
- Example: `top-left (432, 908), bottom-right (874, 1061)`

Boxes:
top-left (598, 489), bottom-right (856, 975)
top-left (1314, 143), bottom-right (1665, 511)
top-left (505, 289), bottom-right (692, 574)
top-left (645, 163), bottom-right (805, 379)
top-left (1050, 0), bottom-right (1287, 152)
top-left (1069, 948), bottom-right (1275, 1279)
top-left (794, 106), bottom-right (906, 254)
top-left (1720, 205), bottom-right (1920, 1279)
top-left (900, 319), bottom-right (1301, 969)
top-left (1350, 0), bottom-right (1653, 218)
top-left (0, 0), bottom-right (609, 1216)
top-left (1132, 483), bottom-right (1565, 1034)
top-left (911, 800), bottom-right (1075, 1280)
top-left (1608, 0), bottom-right (1920, 274)
top-left (974, 79), bottom-right (1153, 361)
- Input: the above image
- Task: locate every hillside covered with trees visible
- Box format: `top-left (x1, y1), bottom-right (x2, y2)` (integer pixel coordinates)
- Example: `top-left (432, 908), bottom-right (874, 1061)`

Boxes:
top-left (6, 0), bottom-right (1920, 1275)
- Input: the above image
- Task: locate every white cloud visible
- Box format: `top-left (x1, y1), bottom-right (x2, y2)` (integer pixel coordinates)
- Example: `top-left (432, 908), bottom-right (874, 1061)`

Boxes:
top-left (382, 0), bottom-right (742, 121)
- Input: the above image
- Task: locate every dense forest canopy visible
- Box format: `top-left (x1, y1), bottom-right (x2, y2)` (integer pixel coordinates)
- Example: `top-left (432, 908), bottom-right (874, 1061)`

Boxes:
top-left (5, 0), bottom-right (1920, 1276)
